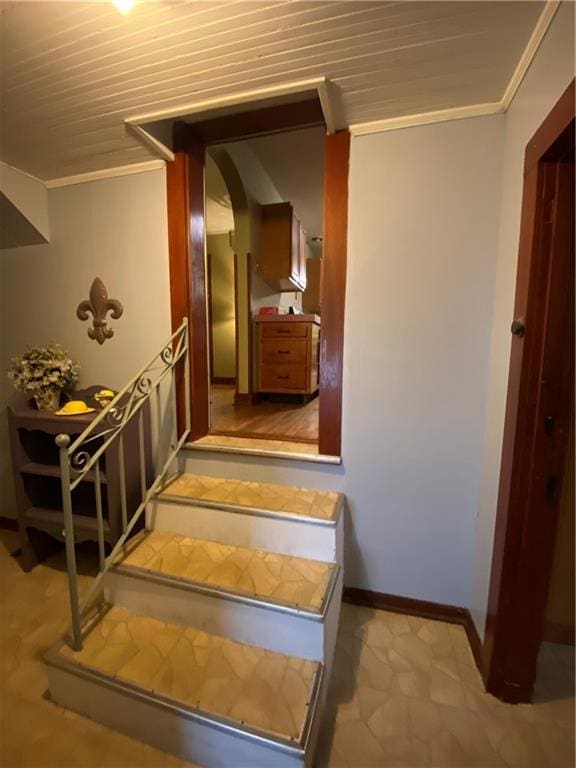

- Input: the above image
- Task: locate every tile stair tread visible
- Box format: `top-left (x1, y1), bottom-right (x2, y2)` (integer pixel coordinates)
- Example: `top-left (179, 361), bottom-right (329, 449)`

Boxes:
top-left (57, 605), bottom-right (319, 744)
top-left (118, 530), bottom-right (336, 613)
top-left (159, 473), bottom-right (341, 522)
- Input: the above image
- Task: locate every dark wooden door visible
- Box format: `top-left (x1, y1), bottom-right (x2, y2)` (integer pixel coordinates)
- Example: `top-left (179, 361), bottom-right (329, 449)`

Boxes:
top-left (484, 82), bottom-right (575, 702)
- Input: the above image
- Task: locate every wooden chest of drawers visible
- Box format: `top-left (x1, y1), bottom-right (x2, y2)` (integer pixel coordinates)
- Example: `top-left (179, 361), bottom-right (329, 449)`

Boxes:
top-left (256, 316), bottom-right (320, 396)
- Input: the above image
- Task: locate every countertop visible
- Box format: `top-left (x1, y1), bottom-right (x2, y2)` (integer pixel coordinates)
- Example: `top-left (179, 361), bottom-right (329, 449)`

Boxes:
top-left (254, 314), bottom-right (320, 324)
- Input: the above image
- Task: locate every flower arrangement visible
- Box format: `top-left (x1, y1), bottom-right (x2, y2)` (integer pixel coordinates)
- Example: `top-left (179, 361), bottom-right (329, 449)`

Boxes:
top-left (8, 344), bottom-right (79, 410)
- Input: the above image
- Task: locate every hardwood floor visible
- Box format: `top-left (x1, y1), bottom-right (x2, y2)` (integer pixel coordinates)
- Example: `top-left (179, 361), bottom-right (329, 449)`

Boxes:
top-left (209, 385), bottom-right (319, 443)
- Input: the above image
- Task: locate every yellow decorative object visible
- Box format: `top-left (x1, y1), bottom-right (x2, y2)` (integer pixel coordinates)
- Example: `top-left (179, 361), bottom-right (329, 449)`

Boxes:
top-left (55, 400), bottom-right (95, 416)
top-left (94, 388), bottom-right (115, 405)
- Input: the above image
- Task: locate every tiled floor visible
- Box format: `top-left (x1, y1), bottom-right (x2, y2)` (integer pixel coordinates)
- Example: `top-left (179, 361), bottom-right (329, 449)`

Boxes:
top-left (1, 530), bottom-right (574, 768)
top-left (316, 608), bottom-right (574, 768)
top-left (58, 605), bottom-right (318, 742)
top-left (121, 530), bottom-right (334, 611)
top-left (162, 473), bottom-right (340, 520)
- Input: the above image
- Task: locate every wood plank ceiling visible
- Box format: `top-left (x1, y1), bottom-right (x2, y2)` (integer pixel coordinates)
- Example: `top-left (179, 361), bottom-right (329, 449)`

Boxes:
top-left (0, 1), bottom-right (543, 181)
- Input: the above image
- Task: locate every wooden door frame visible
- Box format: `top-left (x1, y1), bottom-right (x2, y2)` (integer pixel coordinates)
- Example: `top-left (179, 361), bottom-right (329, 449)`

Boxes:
top-left (482, 79), bottom-right (575, 703)
top-left (166, 123), bottom-right (210, 441)
top-left (166, 100), bottom-right (349, 455)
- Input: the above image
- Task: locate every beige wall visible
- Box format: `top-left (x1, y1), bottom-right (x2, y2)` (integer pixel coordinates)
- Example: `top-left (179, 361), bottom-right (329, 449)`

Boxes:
top-left (0, 168), bottom-right (171, 518)
top-left (470, 1), bottom-right (575, 638)
top-left (208, 149), bottom-right (254, 395)
top-left (207, 233), bottom-right (236, 380)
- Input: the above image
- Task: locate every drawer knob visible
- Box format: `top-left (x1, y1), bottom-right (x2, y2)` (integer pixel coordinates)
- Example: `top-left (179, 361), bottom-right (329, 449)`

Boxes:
top-left (277, 375), bottom-right (289, 380)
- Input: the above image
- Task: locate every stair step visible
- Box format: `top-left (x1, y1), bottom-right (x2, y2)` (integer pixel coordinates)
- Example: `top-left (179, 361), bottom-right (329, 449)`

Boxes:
top-left (48, 605), bottom-right (322, 759)
top-left (118, 530), bottom-right (337, 615)
top-left (185, 435), bottom-right (341, 464)
top-left (159, 473), bottom-right (343, 525)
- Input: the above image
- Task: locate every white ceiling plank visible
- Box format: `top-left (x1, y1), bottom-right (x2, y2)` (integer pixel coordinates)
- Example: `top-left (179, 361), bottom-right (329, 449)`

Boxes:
top-left (2, 2), bottom-right (516, 102)
top-left (0, 0), bottom-right (549, 180)
top-left (1, 3), bottom-right (390, 105)
top-left (1, 2), bottom-right (327, 87)
top-left (3, 18), bottom-right (535, 132)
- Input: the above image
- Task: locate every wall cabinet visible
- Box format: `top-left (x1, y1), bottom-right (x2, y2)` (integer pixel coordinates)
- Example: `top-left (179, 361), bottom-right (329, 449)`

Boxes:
top-left (259, 202), bottom-right (307, 292)
top-left (256, 316), bottom-right (320, 396)
top-left (302, 257), bottom-right (321, 315)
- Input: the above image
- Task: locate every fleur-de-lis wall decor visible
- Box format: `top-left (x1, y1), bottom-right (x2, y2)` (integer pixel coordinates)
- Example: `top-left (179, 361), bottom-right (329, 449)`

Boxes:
top-left (77, 278), bottom-right (124, 345)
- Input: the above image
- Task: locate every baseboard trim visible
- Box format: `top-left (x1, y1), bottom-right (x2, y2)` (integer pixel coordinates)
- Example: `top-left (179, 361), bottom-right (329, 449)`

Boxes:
top-left (211, 377), bottom-right (236, 386)
top-left (464, 611), bottom-right (484, 676)
top-left (343, 587), bottom-right (485, 678)
top-left (342, 586), bottom-right (466, 622)
top-left (0, 516), bottom-right (18, 532)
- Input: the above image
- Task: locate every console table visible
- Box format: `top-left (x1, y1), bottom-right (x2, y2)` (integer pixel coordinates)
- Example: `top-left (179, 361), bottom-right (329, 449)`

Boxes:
top-left (8, 394), bottom-right (151, 571)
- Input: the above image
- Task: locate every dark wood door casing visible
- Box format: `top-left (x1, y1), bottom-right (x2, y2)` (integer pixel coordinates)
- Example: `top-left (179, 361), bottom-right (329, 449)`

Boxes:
top-left (483, 80), bottom-right (575, 703)
top-left (166, 101), bottom-right (350, 456)
top-left (319, 129), bottom-right (350, 456)
top-left (166, 123), bottom-right (210, 440)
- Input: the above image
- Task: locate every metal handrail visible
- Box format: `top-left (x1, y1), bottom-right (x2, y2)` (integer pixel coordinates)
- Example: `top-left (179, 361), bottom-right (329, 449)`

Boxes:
top-left (56, 319), bottom-right (191, 650)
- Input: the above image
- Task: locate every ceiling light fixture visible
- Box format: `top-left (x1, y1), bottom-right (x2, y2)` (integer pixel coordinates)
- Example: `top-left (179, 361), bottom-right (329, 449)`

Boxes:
top-left (112, 0), bottom-right (137, 15)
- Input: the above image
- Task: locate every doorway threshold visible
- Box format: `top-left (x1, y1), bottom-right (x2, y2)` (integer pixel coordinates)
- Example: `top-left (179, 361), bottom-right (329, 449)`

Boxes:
top-left (184, 434), bottom-right (341, 465)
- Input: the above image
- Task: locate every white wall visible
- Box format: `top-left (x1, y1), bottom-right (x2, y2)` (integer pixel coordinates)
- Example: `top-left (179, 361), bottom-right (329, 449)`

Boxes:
top-left (188, 114), bottom-right (505, 610)
top-left (341, 114), bottom-right (505, 605)
top-left (0, 169), bottom-right (171, 518)
top-left (471, 2), bottom-right (575, 638)
top-left (247, 127), bottom-right (325, 239)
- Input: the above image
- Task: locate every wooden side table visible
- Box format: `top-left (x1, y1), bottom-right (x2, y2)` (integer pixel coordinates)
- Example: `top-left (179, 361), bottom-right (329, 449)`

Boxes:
top-left (255, 315), bottom-right (320, 398)
top-left (7, 392), bottom-right (151, 571)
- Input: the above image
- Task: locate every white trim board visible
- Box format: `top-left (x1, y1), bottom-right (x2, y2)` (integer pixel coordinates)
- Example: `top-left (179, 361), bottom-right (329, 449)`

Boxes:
top-left (126, 124), bottom-right (175, 163)
top-left (501, 0), bottom-right (561, 110)
top-left (125, 77), bottom-right (339, 133)
top-left (350, 102), bottom-right (503, 137)
top-left (45, 160), bottom-right (165, 189)
top-left (123, 77), bottom-right (342, 167)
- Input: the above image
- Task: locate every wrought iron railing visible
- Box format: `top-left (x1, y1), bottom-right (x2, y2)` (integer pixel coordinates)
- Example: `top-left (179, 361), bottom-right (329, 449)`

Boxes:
top-left (56, 319), bottom-right (190, 650)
